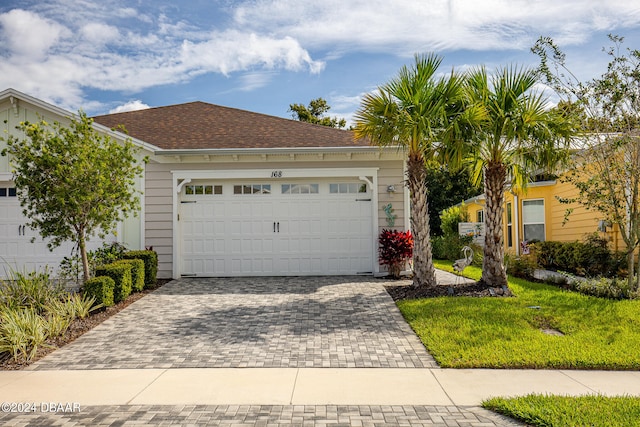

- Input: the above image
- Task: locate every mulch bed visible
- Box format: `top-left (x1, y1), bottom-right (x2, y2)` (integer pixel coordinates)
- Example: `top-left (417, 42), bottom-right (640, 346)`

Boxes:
top-left (0, 279), bottom-right (172, 371)
top-left (385, 280), bottom-right (512, 301)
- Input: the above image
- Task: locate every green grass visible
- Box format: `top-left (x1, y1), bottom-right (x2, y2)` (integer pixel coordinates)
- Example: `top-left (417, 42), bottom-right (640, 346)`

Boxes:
top-left (483, 394), bottom-right (640, 427)
top-left (396, 260), bottom-right (640, 369)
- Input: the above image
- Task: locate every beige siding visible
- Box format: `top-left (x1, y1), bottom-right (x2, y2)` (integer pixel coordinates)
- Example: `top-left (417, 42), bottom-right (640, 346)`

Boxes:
top-left (145, 158), bottom-right (405, 278)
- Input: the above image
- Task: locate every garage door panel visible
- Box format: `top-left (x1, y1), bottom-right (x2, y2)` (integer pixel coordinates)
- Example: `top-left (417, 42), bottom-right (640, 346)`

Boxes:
top-left (180, 179), bottom-right (373, 276)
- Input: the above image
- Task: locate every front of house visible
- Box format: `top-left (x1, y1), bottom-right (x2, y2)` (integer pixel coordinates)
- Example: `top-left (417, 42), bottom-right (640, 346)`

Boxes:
top-left (0, 89), bottom-right (409, 279)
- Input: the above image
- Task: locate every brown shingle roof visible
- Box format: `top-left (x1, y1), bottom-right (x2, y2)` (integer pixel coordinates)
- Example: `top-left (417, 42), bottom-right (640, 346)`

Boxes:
top-left (93, 101), bottom-right (369, 150)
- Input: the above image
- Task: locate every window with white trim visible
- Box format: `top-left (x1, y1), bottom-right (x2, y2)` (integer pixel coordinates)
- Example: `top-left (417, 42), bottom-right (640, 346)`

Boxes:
top-left (184, 185), bottom-right (222, 195)
top-left (476, 210), bottom-right (484, 223)
top-left (281, 184), bottom-right (319, 194)
top-left (329, 183), bottom-right (367, 194)
top-left (233, 184), bottom-right (271, 195)
top-left (0, 187), bottom-right (17, 197)
top-left (522, 199), bottom-right (545, 242)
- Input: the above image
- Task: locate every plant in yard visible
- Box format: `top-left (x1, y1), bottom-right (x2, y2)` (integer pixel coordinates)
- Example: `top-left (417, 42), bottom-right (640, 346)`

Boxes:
top-left (355, 53), bottom-right (481, 289)
top-left (460, 66), bottom-right (577, 288)
top-left (1, 112), bottom-right (145, 283)
top-left (64, 293), bottom-right (100, 319)
top-left (379, 229), bottom-right (414, 279)
top-left (0, 307), bottom-right (49, 362)
top-left (483, 394), bottom-right (640, 427)
top-left (0, 269), bottom-right (65, 313)
top-left (83, 276), bottom-right (115, 308)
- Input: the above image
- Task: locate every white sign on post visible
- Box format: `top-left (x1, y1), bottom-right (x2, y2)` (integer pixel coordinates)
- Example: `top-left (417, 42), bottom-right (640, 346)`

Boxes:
top-left (458, 222), bottom-right (485, 246)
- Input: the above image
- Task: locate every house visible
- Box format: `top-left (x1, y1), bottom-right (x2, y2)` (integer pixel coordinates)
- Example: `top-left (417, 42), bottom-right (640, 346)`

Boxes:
top-left (461, 178), bottom-right (623, 256)
top-left (0, 88), bottom-right (408, 279)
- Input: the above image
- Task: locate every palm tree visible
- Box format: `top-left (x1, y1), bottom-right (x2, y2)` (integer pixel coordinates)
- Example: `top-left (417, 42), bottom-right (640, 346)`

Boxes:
top-left (463, 66), bottom-right (576, 288)
top-left (354, 54), bottom-right (472, 288)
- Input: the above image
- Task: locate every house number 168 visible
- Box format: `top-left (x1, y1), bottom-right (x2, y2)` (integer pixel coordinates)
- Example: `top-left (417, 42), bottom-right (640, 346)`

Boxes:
top-left (271, 170), bottom-right (283, 178)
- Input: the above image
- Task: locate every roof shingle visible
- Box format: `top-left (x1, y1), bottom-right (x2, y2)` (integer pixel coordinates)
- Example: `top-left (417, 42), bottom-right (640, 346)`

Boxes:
top-left (93, 101), bottom-right (370, 150)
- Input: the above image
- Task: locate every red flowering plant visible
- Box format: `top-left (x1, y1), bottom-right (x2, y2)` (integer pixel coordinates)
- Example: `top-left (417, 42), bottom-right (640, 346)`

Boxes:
top-left (378, 229), bottom-right (414, 279)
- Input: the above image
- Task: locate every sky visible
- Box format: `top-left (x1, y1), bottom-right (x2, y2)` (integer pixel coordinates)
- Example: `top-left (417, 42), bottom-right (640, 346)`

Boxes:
top-left (1, 0), bottom-right (640, 125)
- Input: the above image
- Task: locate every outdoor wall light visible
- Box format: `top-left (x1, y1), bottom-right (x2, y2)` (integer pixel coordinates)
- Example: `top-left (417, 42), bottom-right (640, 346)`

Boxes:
top-left (387, 185), bottom-right (396, 193)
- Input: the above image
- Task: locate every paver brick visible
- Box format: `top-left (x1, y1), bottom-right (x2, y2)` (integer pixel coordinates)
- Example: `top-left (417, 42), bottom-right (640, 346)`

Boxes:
top-left (30, 276), bottom-right (436, 370)
top-left (0, 405), bottom-right (521, 426)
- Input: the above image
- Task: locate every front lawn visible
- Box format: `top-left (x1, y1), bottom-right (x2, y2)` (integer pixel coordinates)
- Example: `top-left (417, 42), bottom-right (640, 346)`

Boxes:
top-left (483, 394), bottom-right (640, 427)
top-left (397, 260), bottom-right (640, 369)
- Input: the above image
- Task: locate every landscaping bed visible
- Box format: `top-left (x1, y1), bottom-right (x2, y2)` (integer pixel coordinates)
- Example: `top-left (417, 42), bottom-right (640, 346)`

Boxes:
top-left (0, 279), bottom-right (170, 371)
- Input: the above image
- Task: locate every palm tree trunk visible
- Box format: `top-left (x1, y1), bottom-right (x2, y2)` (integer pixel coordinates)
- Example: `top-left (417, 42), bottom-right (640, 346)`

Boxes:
top-left (481, 162), bottom-right (508, 288)
top-left (407, 151), bottom-right (437, 288)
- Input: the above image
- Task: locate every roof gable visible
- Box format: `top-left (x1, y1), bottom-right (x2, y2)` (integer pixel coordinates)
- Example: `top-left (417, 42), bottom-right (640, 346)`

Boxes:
top-left (93, 101), bottom-right (370, 150)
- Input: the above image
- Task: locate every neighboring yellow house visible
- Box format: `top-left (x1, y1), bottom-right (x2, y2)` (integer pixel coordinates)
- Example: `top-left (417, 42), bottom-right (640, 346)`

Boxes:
top-left (461, 179), bottom-right (623, 256)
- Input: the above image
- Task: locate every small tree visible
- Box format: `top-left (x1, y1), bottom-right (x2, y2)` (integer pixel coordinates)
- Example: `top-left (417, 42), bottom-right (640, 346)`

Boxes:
top-left (2, 112), bottom-right (145, 283)
top-left (533, 35), bottom-right (640, 291)
top-left (289, 98), bottom-right (347, 128)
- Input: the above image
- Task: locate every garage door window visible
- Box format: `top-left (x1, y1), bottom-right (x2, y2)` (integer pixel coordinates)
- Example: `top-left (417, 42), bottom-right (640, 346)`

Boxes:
top-left (0, 187), bottom-right (16, 197)
top-left (234, 184), bottom-right (271, 194)
top-left (281, 184), bottom-right (319, 194)
top-left (330, 183), bottom-right (367, 194)
top-left (184, 185), bottom-right (222, 195)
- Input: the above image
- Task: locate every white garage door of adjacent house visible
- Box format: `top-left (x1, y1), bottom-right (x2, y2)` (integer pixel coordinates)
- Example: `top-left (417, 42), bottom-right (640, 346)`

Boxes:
top-left (0, 186), bottom-right (113, 277)
top-left (179, 179), bottom-right (374, 276)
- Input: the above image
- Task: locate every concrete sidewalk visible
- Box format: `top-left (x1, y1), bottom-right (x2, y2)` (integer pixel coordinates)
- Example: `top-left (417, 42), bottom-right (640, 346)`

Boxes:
top-left (2, 368), bottom-right (639, 407)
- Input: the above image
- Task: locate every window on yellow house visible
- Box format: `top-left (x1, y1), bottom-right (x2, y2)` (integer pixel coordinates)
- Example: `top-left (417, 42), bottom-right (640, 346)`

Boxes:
top-left (522, 199), bottom-right (545, 242)
top-left (476, 210), bottom-right (484, 223)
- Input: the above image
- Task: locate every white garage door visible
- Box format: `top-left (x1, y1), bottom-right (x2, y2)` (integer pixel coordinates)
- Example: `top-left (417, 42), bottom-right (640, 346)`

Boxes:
top-left (180, 180), bottom-right (374, 276)
top-left (0, 186), bottom-right (113, 278)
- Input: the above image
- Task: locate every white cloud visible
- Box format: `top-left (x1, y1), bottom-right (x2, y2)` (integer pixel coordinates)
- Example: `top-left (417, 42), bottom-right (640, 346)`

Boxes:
top-left (0, 9), bottom-right (69, 59)
top-left (80, 22), bottom-right (120, 45)
top-left (1, 0), bottom-right (639, 113)
top-left (233, 0), bottom-right (640, 54)
top-left (0, 5), bottom-right (323, 111)
top-left (109, 100), bottom-right (151, 113)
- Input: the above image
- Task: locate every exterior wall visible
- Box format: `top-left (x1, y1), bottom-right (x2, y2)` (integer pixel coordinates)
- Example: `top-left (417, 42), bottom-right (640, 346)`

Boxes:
top-left (463, 180), bottom-right (622, 255)
top-left (145, 156), bottom-right (406, 278)
top-left (0, 98), bottom-right (144, 252)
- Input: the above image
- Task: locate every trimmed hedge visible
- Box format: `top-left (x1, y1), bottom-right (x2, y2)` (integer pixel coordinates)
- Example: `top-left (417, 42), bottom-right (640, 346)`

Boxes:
top-left (531, 234), bottom-right (625, 278)
top-left (84, 276), bottom-right (115, 308)
top-left (95, 263), bottom-right (132, 303)
top-left (123, 250), bottom-right (157, 287)
top-left (116, 259), bottom-right (145, 292)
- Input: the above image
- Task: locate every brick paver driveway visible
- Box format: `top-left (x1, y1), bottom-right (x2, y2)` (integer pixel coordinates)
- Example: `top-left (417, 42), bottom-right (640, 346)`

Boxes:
top-left (31, 276), bottom-right (437, 370)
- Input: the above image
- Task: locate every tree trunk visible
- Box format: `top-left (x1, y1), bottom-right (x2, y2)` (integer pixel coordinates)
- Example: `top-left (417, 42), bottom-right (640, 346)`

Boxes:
top-left (79, 229), bottom-right (90, 284)
top-left (481, 162), bottom-right (508, 288)
top-left (406, 151), bottom-right (437, 288)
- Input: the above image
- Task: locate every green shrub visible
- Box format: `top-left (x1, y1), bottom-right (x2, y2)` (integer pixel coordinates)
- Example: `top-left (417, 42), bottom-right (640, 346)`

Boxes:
top-left (0, 307), bottom-right (49, 362)
top-left (59, 242), bottom-right (128, 284)
top-left (0, 269), bottom-right (65, 313)
top-left (432, 234), bottom-right (480, 265)
top-left (531, 234), bottom-right (622, 278)
top-left (95, 263), bottom-right (132, 303)
top-left (83, 276), bottom-right (115, 307)
top-left (573, 276), bottom-right (638, 300)
top-left (116, 259), bottom-right (145, 292)
top-left (64, 293), bottom-right (99, 319)
top-left (505, 254), bottom-right (537, 280)
top-left (439, 204), bottom-right (469, 236)
top-left (123, 250), bottom-right (158, 287)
